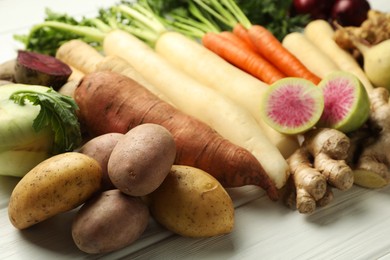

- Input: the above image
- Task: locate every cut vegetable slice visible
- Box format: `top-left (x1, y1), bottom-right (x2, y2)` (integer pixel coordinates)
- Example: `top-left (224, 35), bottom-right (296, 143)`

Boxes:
top-left (317, 71), bottom-right (370, 133)
top-left (261, 78), bottom-right (324, 135)
top-left (15, 50), bottom-right (72, 89)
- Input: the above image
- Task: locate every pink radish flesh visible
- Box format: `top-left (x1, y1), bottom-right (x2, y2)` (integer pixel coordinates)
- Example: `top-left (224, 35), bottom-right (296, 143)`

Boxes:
top-left (267, 85), bottom-right (317, 128)
top-left (316, 71), bottom-right (370, 133)
top-left (321, 78), bottom-right (354, 125)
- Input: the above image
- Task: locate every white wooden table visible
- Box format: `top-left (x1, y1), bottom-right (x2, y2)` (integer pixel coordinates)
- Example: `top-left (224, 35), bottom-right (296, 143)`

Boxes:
top-left (1, 1), bottom-right (390, 259)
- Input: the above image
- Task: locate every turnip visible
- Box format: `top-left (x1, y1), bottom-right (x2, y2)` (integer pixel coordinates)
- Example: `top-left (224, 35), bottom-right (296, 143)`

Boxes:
top-left (353, 39), bottom-right (390, 90)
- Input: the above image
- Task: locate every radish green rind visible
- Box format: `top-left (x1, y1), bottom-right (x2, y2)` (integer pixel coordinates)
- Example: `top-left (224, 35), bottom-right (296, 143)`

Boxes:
top-left (261, 77), bottom-right (324, 135)
top-left (317, 71), bottom-right (370, 133)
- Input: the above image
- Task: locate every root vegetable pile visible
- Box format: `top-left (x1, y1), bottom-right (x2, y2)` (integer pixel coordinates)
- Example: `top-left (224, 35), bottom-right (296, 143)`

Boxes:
top-left (74, 70), bottom-right (279, 200)
top-left (4, 0), bottom-right (390, 256)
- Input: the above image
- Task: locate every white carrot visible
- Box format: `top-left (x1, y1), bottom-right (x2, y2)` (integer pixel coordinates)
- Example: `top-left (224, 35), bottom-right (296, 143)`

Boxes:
top-left (95, 56), bottom-right (173, 104)
top-left (57, 40), bottom-right (172, 104)
top-left (104, 30), bottom-right (289, 189)
top-left (282, 32), bottom-right (340, 78)
top-left (154, 31), bottom-right (300, 159)
top-left (56, 39), bottom-right (104, 74)
top-left (304, 20), bottom-right (374, 93)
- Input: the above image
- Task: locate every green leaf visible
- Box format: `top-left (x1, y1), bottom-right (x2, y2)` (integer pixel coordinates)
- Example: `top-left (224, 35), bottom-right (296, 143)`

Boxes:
top-left (9, 89), bottom-right (82, 154)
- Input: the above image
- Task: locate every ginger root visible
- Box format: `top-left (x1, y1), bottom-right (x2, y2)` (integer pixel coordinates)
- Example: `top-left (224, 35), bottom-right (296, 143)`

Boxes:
top-left (334, 10), bottom-right (390, 61)
top-left (283, 128), bottom-right (354, 214)
top-left (348, 87), bottom-right (390, 188)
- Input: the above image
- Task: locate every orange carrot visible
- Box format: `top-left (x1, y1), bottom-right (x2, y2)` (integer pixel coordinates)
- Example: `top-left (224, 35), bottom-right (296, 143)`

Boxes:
top-left (232, 23), bottom-right (257, 51)
top-left (202, 32), bottom-right (286, 84)
top-left (75, 71), bottom-right (279, 200)
top-left (248, 25), bottom-right (322, 84)
top-left (219, 30), bottom-right (255, 52)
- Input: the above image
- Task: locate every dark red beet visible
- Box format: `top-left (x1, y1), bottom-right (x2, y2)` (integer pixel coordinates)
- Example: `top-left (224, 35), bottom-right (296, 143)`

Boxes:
top-left (14, 50), bottom-right (72, 90)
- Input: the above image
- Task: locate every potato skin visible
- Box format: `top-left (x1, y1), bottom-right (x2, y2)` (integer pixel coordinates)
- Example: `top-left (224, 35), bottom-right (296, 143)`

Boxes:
top-left (79, 133), bottom-right (124, 190)
top-left (72, 189), bottom-right (149, 254)
top-left (108, 123), bottom-right (176, 196)
top-left (148, 165), bottom-right (235, 238)
top-left (8, 152), bottom-right (102, 229)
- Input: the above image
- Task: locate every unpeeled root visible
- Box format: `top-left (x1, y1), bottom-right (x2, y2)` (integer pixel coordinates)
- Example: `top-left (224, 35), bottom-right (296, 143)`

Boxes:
top-left (283, 128), bottom-right (354, 214)
top-left (348, 87), bottom-right (390, 188)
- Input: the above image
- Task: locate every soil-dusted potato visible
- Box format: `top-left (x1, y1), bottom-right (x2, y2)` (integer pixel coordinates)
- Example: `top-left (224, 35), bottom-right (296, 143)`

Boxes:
top-left (72, 189), bottom-right (149, 254)
top-left (108, 123), bottom-right (176, 196)
top-left (147, 165), bottom-right (234, 238)
top-left (79, 133), bottom-right (124, 190)
top-left (8, 152), bottom-right (102, 229)
top-left (0, 59), bottom-right (16, 82)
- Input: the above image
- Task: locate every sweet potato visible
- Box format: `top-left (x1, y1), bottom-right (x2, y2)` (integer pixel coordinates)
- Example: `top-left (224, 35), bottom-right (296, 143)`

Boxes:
top-left (74, 71), bottom-right (278, 200)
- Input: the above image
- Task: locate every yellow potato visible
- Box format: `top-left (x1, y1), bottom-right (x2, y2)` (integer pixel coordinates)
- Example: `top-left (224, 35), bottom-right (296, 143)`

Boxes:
top-left (8, 152), bottom-right (102, 229)
top-left (147, 165), bottom-right (234, 238)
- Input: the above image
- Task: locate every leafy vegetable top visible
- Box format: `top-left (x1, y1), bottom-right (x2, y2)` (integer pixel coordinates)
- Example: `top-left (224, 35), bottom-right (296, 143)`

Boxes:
top-left (10, 89), bottom-right (82, 154)
top-left (146, 0), bottom-right (309, 40)
top-left (15, 0), bottom-right (309, 55)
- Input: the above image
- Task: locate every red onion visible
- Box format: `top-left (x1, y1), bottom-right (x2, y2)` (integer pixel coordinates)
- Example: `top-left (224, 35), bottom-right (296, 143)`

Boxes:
top-left (331, 0), bottom-right (370, 26)
top-left (292, 0), bottom-right (335, 19)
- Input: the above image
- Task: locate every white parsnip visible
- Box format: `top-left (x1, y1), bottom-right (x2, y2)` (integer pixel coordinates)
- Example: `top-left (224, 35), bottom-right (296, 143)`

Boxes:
top-left (282, 32), bottom-right (340, 78)
top-left (304, 20), bottom-right (374, 93)
top-left (68, 66), bottom-right (85, 82)
top-left (154, 31), bottom-right (299, 159)
top-left (104, 30), bottom-right (289, 189)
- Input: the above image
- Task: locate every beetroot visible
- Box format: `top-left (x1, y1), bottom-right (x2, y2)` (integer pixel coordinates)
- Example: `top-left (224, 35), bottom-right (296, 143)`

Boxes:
top-left (14, 50), bottom-right (72, 89)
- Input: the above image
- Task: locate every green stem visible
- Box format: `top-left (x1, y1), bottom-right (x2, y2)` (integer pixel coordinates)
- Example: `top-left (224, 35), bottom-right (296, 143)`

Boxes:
top-left (221, 0), bottom-right (252, 28)
top-left (85, 18), bottom-right (113, 33)
top-left (29, 21), bottom-right (106, 42)
top-left (188, 1), bottom-right (221, 32)
top-left (115, 4), bottom-right (166, 35)
top-left (170, 13), bottom-right (218, 34)
top-left (192, 0), bottom-right (234, 27)
top-left (209, 0), bottom-right (237, 26)
top-left (117, 23), bottom-right (159, 44)
top-left (170, 21), bottom-right (207, 39)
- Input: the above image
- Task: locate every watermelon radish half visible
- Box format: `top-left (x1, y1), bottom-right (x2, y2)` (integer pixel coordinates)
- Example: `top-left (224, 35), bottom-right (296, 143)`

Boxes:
top-left (261, 77), bottom-right (324, 135)
top-left (317, 71), bottom-right (370, 133)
